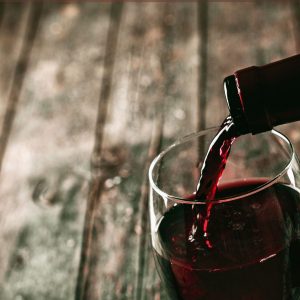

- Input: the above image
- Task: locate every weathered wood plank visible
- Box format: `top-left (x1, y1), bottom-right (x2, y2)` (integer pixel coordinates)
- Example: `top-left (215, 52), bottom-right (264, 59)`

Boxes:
top-left (0, 2), bottom-right (299, 300)
top-left (0, 3), bottom-right (43, 172)
top-left (0, 3), bottom-right (111, 299)
top-left (75, 3), bottom-right (124, 300)
top-left (83, 4), bottom-right (167, 299)
top-left (0, 4), bottom-right (29, 126)
top-left (73, 3), bottom-right (199, 300)
top-left (205, 2), bottom-right (257, 127)
top-left (160, 3), bottom-right (199, 142)
top-left (0, 2), bottom-right (42, 286)
top-left (142, 4), bottom-right (198, 300)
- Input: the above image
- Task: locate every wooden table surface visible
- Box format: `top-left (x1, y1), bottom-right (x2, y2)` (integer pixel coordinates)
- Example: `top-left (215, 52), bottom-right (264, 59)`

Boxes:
top-left (0, 2), bottom-right (300, 300)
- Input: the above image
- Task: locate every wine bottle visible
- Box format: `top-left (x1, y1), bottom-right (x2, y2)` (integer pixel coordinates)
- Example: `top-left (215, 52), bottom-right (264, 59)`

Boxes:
top-left (224, 54), bottom-right (300, 134)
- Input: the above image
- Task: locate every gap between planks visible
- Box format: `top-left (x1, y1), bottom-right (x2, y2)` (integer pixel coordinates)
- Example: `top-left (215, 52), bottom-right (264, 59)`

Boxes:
top-left (197, 0), bottom-right (208, 134)
top-left (196, 1), bottom-right (208, 166)
top-left (0, 3), bottom-right (6, 32)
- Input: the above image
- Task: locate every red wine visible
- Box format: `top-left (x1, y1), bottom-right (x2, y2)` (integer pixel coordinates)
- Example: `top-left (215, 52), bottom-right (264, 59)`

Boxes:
top-left (189, 116), bottom-right (238, 249)
top-left (155, 179), bottom-right (300, 300)
top-left (195, 116), bottom-right (237, 200)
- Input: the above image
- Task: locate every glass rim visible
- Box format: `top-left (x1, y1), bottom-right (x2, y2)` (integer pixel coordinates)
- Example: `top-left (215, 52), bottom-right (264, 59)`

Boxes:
top-left (148, 127), bottom-right (295, 204)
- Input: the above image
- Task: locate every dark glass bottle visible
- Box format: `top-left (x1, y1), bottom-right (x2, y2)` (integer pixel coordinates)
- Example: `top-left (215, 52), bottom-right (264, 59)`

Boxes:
top-left (224, 54), bottom-right (300, 134)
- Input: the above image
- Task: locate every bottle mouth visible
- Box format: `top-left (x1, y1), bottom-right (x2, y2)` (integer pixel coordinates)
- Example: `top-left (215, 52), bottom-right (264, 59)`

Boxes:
top-left (223, 75), bottom-right (249, 135)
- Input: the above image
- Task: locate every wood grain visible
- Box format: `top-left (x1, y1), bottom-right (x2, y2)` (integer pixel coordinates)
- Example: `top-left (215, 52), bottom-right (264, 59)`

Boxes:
top-left (0, 3), bottom-right (43, 172)
top-left (0, 3), bottom-right (110, 299)
top-left (197, 1), bottom-right (208, 134)
top-left (0, 3), bottom-right (298, 300)
top-left (290, 0), bottom-right (300, 52)
top-left (75, 3), bottom-right (124, 300)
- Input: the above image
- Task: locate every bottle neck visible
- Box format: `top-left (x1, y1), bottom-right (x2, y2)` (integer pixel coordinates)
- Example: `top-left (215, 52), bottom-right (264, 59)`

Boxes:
top-left (224, 75), bottom-right (249, 134)
top-left (224, 54), bottom-right (300, 135)
top-left (224, 70), bottom-right (273, 135)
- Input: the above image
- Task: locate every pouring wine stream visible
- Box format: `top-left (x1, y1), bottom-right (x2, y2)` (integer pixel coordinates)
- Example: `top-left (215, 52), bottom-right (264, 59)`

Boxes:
top-left (191, 116), bottom-right (239, 249)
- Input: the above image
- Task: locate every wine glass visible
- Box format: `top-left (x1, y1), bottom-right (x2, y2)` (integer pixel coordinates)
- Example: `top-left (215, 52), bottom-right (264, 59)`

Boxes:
top-left (149, 128), bottom-right (300, 300)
